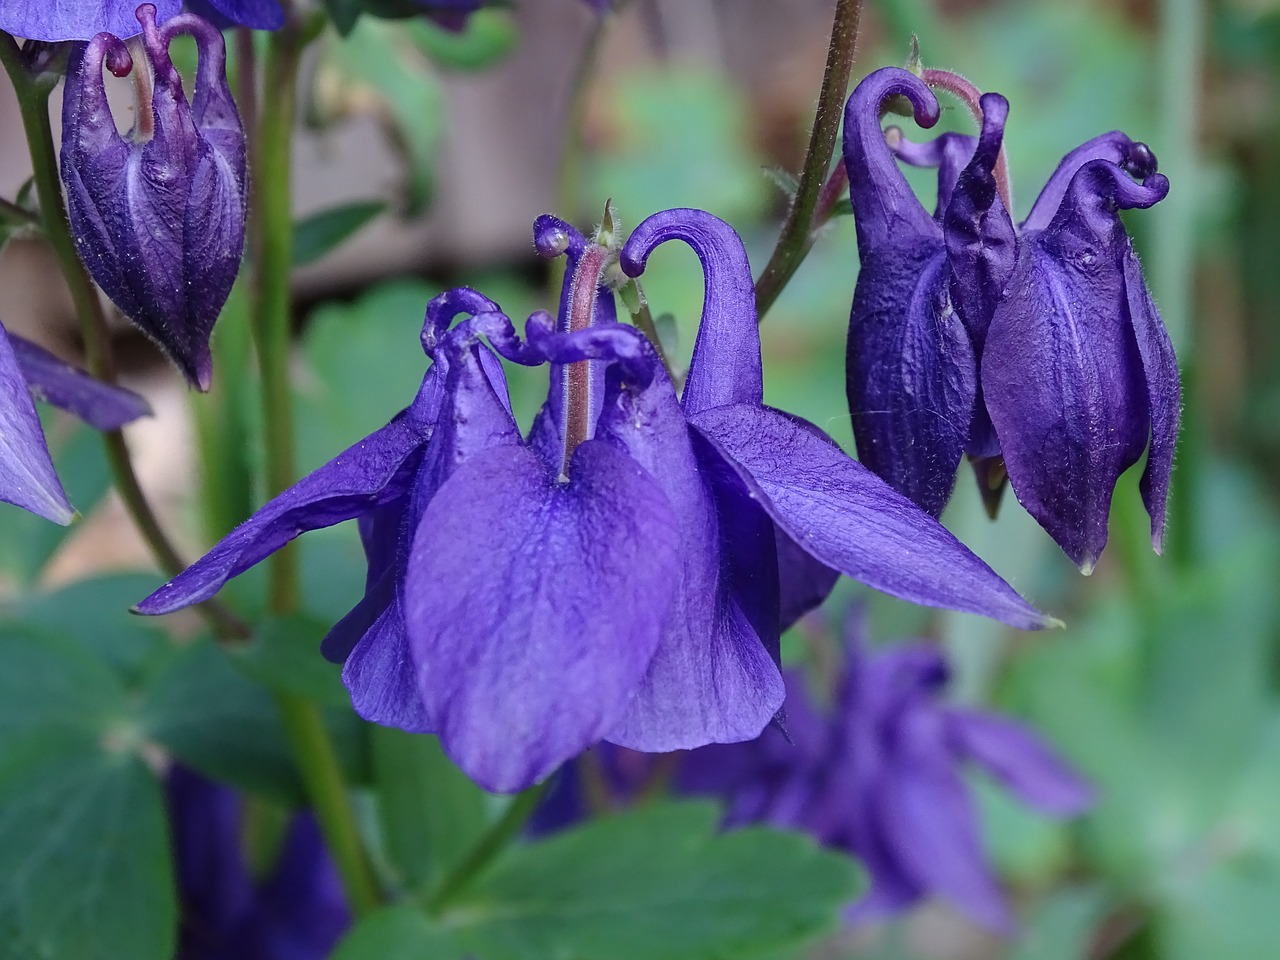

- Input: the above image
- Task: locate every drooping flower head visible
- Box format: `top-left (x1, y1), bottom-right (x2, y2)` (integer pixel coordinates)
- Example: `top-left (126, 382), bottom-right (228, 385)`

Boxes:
top-left (0, 1), bottom-right (281, 40)
top-left (843, 66), bottom-right (1178, 570)
top-left (139, 208), bottom-right (1050, 794)
top-left (61, 4), bottom-right (247, 390)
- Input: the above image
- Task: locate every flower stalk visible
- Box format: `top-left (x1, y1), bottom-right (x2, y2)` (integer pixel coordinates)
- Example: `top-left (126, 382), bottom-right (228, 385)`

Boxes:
top-left (753, 0), bottom-right (863, 320)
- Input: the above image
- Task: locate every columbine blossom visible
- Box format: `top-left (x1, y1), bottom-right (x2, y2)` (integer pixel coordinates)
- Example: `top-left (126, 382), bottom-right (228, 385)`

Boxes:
top-left (139, 208), bottom-right (1049, 793)
top-left (675, 621), bottom-right (1094, 935)
top-left (844, 67), bottom-right (1179, 570)
top-left (0, 0), bottom-right (281, 40)
top-left (61, 4), bottom-right (247, 390)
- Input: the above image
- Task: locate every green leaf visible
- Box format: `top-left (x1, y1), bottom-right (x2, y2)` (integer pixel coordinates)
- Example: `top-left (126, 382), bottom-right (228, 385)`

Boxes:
top-left (326, 20), bottom-right (446, 213)
top-left (140, 639), bottom-right (306, 804)
top-left (8, 574), bottom-right (170, 688)
top-left (434, 801), bottom-right (860, 960)
top-left (0, 630), bottom-right (175, 960)
top-left (333, 904), bottom-right (468, 960)
top-left (232, 614), bottom-right (351, 708)
top-left (1006, 887), bottom-right (1110, 960)
top-left (402, 11), bottom-right (518, 72)
top-left (371, 727), bottom-right (492, 893)
top-left (293, 200), bottom-right (386, 267)
top-left (323, 0), bottom-right (363, 34)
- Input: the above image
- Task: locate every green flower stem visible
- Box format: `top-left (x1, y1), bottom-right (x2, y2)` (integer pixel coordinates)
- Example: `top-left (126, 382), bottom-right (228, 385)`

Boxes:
top-left (753, 0), bottom-right (863, 320)
top-left (246, 17), bottom-right (381, 919)
top-left (276, 691), bottom-right (380, 917)
top-left (0, 34), bottom-right (248, 638)
top-left (428, 780), bottom-right (550, 912)
top-left (251, 23), bottom-right (304, 615)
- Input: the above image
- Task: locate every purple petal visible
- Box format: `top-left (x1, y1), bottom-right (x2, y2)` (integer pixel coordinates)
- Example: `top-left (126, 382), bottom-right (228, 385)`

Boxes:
top-left (11, 336), bottom-right (150, 430)
top-left (0, 322), bottom-right (73, 524)
top-left (876, 708), bottom-right (1014, 935)
top-left (0, 0), bottom-right (182, 40)
top-left (776, 529), bottom-right (839, 631)
top-left (186, 0), bottom-right (285, 29)
top-left (946, 709), bottom-right (1094, 816)
top-left (982, 161), bottom-right (1169, 570)
top-left (405, 441), bottom-right (681, 792)
top-left (621, 209), bottom-right (763, 415)
top-left (1022, 132), bottom-right (1157, 234)
top-left (692, 403), bottom-right (1051, 629)
top-left (342, 599), bottom-right (435, 734)
top-left (889, 130), bottom-right (977, 220)
top-left (136, 415), bottom-right (429, 615)
top-left (847, 241), bottom-right (975, 517)
top-left (943, 92), bottom-right (1016, 351)
top-left (842, 67), bottom-right (941, 251)
top-left (1125, 251), bottom-right (1180, 553)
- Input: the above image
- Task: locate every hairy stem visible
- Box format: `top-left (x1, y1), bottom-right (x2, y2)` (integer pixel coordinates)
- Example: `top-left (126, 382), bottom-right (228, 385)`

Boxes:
top-left (753, 0), bottom-right (863, 320)
top-left (251, 24), bottom-right (303, 613)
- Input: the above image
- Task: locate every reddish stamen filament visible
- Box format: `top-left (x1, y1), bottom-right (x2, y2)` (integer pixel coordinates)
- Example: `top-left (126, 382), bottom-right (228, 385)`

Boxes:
top-left (561, 244), bottom-right (611, 477)
top-left (922, 68), bottom-right (1012, 212)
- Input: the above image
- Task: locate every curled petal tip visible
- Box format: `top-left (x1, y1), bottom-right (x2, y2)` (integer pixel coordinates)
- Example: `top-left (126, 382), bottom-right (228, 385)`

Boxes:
top-left (1078, 557), bottom-right (1096, 577)
top-left (1125, 141), bottom-right (1158, 179)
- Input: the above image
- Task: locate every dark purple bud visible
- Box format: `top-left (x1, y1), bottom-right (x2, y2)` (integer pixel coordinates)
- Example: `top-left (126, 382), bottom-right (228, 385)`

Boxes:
top-left (981, 143), bottom-right (1174, 571)
top-left (842, 68), bottom-right (976, 518)
top-left (0, 0), bottom-right (181, 41)
top-left (61, 4), bottom-right (247, 391)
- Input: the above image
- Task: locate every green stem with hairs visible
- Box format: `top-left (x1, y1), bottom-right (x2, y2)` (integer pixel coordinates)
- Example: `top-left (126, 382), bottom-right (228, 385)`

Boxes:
top-left (753, 0), bottom-right (863, 320)
top-left (246, 17), bottom-right (381, 918)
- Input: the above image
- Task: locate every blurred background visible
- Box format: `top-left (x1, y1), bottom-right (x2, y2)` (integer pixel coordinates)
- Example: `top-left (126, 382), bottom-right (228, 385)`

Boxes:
top-left (0, 0), bottom-right (1276, 957)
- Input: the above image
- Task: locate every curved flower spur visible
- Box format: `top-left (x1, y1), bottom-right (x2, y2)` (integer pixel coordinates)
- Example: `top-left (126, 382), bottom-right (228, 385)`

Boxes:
top-left (844, 66), bottom-right (1179, 571)
top-left (60, 3), bottom-right (247, 390)
top-left (138, 209), bottom-right (1052, 793)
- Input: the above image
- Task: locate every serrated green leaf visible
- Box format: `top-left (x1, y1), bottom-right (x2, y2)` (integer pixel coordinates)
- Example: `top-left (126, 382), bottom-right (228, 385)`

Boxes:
top-left (436, 801), bottom-right (860, 960)
top-left (293, 200), bottom-right (386, 267)
top-left (0, 630), bottom-right (175, 960)
top-left (0, 745), bottom-right (175, 960)
top-left (232, 614), bottom-right (350, 708)
top-left (333, 904), bottom-right (468, 960)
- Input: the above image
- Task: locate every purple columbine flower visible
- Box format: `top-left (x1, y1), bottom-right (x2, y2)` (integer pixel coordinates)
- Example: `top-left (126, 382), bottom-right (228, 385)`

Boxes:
top-left (673, 615), bottom-right (1094, 936)
top-left (61, 4), bottom-right (247, 391)
top-left (168, 766), bottom-right (350, 960)
top-left (844, 67), bottom-right (1179, 571)
top-left (138, 208), bottom-right (1050, 793)
top-left (0, 1), bottom-right (280, 40)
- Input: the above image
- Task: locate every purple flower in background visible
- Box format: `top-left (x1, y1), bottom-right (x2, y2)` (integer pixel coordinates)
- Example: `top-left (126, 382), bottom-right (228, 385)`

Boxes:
top-left (61, 4), bottom-right (247, 391)
top-left (139, 208), bottom-right (1049, 793)
top-left (168, 766), bottom-right (349, 959)
top-left (676, 614), bottom-right (1094, 935)
top-left (845, 69), bottom-right (1178, 570)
